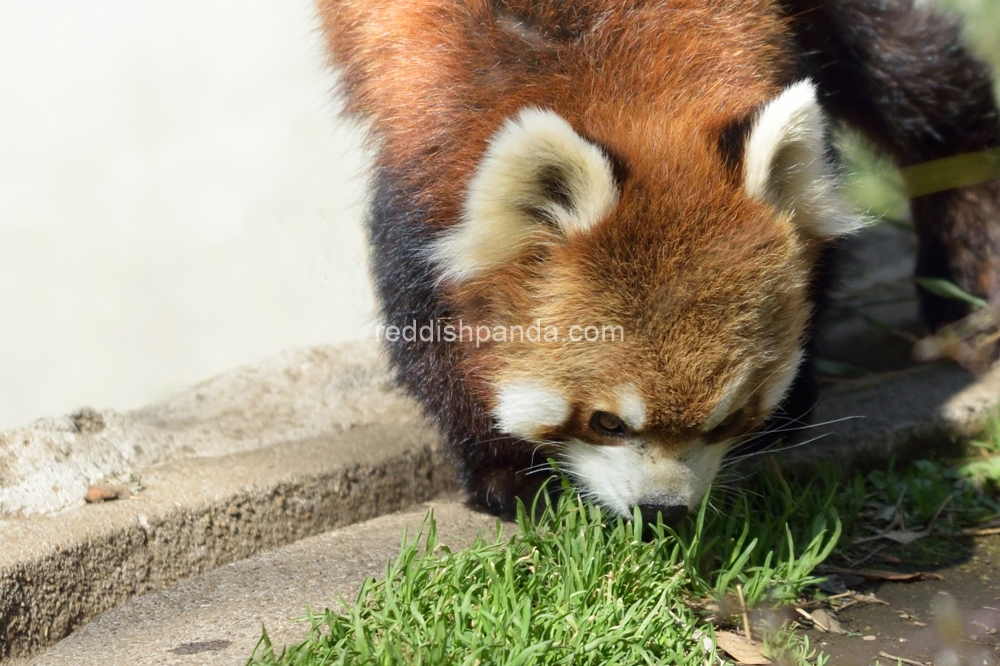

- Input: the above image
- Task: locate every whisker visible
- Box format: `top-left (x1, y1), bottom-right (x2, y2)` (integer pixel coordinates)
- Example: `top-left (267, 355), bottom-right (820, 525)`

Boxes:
top-left (751, 414), bottom-right (864, 438)
top-left (724, 413), bottom-right (862, 460)
top-left (720, 431), bottom-right (834, 470)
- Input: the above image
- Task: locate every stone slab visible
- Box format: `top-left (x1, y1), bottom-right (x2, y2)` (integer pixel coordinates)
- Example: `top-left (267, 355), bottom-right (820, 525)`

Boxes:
top-left (780, 362), bottom-right (1000, 475)
top-left (19, 501), bottom-right (496, 666)
top-left (1, 342), bottom-right (418, 517)
top-left (0, 427), bottom-right (456, 660)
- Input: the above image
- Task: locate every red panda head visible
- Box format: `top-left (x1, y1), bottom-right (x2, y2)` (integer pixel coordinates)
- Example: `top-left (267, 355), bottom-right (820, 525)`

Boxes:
top-left (431, 81), bottom-right (863, 518)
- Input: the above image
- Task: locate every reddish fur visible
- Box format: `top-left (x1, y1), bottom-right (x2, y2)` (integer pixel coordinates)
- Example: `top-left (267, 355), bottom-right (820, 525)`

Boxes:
top-left (317, 2), bottom-right (812, 357)
top-left (318, 0), bottom-right (795, 226)
top-left (315, 0), bottom-right (1000, 515)
top-left (316, 0), bottom-right (821, 510)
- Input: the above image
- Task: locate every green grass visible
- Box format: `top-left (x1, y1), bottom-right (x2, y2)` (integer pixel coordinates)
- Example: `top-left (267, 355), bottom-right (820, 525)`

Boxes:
top-left (867, 410), bottom-right (1000, 530)
top-left (247, 420), bottom-right (1000, 666)
top-left (248, 470), bottom-right (843, 666)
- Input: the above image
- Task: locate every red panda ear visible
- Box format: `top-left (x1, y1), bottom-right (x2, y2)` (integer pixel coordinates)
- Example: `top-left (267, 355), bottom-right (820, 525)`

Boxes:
top-left (430, 108), bottom-right (619, 283)
top-left (744, 80), bottom-right (864, 239)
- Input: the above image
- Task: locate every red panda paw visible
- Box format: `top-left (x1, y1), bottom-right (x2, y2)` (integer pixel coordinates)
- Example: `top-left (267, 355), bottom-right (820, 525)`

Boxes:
top-left (462, 465), bottom-right (560, 521)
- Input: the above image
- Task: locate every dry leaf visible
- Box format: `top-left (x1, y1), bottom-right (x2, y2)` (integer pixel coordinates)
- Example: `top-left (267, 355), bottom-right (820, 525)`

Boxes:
top-left (849, 591), bottom-right (889, 605)
top-left (912, 306), bottom-right (1000, 373)
top-left (714, 631), bottom-right (771, 665)
top-left (874, 505), bottom-right (899, 523)
top-left (84, 483), bottom-right (131, 503)
top-left (882, 530), bottom-right (928, 545)
top-left (856, 569), bottom-right (943, 582)
top-left (809, 609), bottom-right (846, 634)
top-left (823, 566), bottom-right (944, 582)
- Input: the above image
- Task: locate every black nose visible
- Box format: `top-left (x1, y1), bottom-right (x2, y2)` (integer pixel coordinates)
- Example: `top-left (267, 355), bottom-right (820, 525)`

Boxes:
top-left (635, 503), bottom-right (688, 527)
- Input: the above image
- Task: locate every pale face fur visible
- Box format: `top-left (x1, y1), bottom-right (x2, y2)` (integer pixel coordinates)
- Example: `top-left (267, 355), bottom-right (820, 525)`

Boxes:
top-left (432, 82), bottom-right (862, 518)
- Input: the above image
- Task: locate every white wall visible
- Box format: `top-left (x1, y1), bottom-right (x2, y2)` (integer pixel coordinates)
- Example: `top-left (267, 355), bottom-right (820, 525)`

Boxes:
top-left (0, 0), bottom-right (376, 429)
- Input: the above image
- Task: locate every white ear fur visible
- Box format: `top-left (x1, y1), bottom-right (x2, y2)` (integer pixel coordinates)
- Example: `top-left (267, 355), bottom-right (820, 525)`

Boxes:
top-left (744, 80), bottom-right (863, 238)
top-left (493, 380), bottom-right (570, 439)
top-left (430, 107), bottom-right (618, 283)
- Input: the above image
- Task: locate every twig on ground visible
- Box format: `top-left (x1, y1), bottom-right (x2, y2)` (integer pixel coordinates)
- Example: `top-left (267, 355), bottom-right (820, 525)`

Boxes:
top-left (960, 526), bottom-right (1000, 536)
top-left (847, 543), bottom-right (887, 568)
top-left (854, 494), bottom-right (952, 546)
top-left (877, 651), bottom-right (927, 666)
top-left (820, 565), bottom-right (944, 583)
top-left (926, 494), bottom-right (953, 532)
top-left (736, 583), bottom-right (753, 642)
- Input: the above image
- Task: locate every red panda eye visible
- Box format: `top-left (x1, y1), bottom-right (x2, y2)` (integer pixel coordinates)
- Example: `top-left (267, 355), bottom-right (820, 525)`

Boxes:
top-left (590, 411), bottom-right (627, 437)
top-left (709, 410), bottom-right (741, 435)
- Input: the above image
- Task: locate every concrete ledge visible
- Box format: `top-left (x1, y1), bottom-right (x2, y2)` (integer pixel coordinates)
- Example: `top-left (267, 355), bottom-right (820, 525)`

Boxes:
top-left (19, 501), bottom-right (496, 666)
top-left (1, 343), bottom-right (421, 517)
top-left (1, 426), bottom-right (456, 660)
top-left (7, 356), bottom-right (998, 663)
top-left (0, 343), bottom-right (457, 661)
top-left (780, 362), bottom-right (1000, 475)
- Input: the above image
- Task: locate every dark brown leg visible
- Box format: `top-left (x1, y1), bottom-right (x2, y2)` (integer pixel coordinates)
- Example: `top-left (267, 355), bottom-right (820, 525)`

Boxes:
top-left (781, 0), bottom-right (1000, 327)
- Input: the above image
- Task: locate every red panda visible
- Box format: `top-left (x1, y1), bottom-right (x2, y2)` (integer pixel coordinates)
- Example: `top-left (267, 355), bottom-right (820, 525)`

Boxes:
top-left (316, 0), bottom-right (1000, 521)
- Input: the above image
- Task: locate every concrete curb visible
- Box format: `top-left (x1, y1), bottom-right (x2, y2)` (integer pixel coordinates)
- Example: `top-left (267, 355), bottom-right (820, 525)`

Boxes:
top-left (19, 500), bottom-right (496, 666)
top-left (7, 358), bottom-right (999, 663)
top-left (779, 362), bottom-right (1000, 475)
top-left (1, 425), bottom-right (456, 660)
top-left (1, 343), bottom-right (421, 517)
top-left (0, 343), bottom-right (458, 661)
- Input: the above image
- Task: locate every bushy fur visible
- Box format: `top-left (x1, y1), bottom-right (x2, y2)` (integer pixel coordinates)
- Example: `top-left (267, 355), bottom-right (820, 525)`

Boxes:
top-left (317, 0), bottom-right (1000, 517)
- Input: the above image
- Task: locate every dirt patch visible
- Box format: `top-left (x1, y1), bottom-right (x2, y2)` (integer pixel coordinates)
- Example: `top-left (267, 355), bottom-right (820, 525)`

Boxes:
top-left (804, 535), bottom-right (1000, 665)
